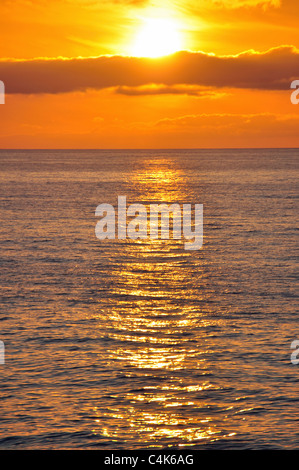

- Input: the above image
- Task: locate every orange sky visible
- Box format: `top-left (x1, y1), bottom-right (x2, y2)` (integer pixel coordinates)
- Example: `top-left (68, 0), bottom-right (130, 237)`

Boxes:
top-left (0, 0), bottom-right (298, 148)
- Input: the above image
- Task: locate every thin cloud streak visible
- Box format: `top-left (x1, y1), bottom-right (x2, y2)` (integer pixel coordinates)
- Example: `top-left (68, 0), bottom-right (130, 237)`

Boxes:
top-left (114, 84), bottom-right (228, 97)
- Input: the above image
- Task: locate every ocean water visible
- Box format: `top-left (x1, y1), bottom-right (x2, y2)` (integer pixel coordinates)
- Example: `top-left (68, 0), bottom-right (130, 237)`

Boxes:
top-left (0, 149), bottom-right (298, 449)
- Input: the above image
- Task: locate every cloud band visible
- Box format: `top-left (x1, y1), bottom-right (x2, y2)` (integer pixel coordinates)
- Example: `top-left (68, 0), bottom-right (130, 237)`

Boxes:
top-left (0, 46), bottom-right (298, 94)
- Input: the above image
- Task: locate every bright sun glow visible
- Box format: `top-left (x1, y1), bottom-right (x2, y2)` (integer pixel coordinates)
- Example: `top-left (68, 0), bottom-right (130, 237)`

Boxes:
top-left (131, 18), bottom-right (183, 58)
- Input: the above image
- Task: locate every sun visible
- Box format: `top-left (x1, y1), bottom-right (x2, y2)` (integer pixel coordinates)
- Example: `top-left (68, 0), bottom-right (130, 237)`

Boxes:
top-left (131, 18), bottom-right (183, 58)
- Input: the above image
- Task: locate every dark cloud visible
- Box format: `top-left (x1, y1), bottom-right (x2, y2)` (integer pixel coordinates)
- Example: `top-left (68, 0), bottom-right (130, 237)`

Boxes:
top-left (0, 46), bottom-right (298, 94)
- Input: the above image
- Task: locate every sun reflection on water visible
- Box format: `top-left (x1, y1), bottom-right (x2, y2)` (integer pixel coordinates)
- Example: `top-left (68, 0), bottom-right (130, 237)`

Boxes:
top-left (88, 157), bottom-right (226, 447)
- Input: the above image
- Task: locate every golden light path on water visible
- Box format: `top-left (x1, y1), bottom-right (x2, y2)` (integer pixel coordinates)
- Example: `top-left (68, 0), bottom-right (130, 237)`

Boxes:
top-left (88, 157), bottom-right (235, 446)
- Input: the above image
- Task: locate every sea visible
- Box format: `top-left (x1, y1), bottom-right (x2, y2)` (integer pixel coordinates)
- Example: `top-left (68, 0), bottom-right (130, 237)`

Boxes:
top-left (0, 149), bottom-right (298, 449)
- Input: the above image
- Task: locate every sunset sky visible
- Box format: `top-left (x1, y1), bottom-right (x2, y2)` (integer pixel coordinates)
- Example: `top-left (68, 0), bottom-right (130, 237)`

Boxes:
top-left (0, 0), bottom-right (298, 148)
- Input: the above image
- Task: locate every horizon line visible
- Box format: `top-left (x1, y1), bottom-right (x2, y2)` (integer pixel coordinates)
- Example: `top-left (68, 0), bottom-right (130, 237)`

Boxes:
top-left (0, 147), bottom-right (298, 151)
